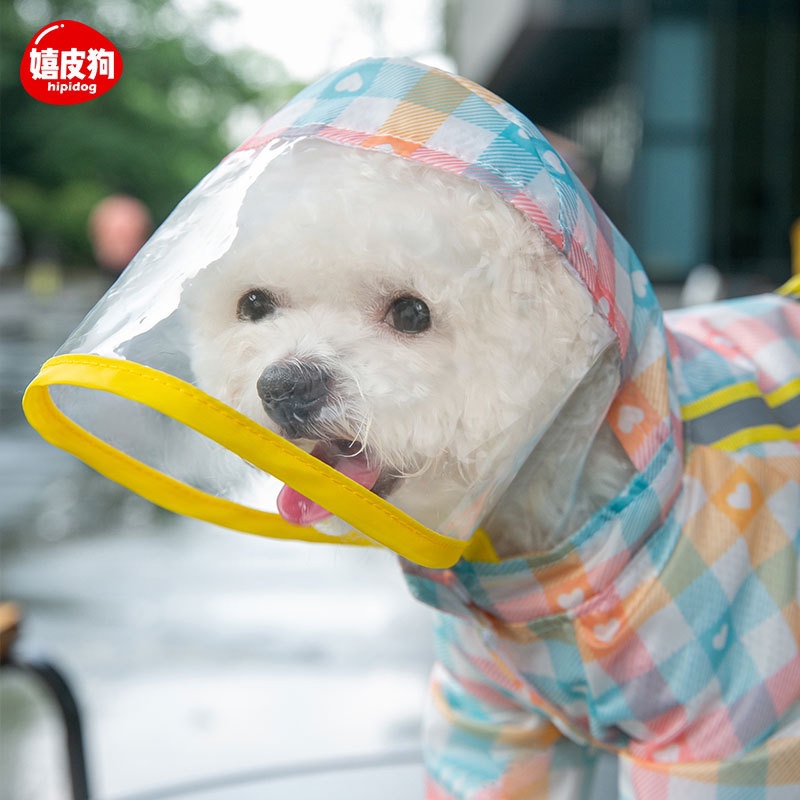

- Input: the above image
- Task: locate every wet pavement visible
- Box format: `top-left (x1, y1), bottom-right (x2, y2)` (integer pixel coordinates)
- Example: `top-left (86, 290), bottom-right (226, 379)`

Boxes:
top-left (0, 276), bottom-right (432, 799)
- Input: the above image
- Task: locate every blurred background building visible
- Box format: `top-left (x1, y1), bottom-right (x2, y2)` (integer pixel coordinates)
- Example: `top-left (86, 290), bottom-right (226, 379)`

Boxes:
top-left (448, 0), bottom-right (800, 287)
top-left (3, 0), bottom-right (797, 289)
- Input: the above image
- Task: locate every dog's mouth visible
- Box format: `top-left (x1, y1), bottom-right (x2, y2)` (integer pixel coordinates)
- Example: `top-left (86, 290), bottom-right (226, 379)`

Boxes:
top-left (276, 439), bottom-right (397, 526)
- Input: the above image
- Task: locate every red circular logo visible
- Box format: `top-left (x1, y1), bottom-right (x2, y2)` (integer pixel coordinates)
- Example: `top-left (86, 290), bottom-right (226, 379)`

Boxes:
top-left (20, 19), bottom-right (123, 105)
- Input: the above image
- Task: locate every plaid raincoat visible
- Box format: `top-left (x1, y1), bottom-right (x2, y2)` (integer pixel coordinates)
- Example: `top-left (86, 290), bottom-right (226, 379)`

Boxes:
top-left (240, 59), bottom-right (800, 797)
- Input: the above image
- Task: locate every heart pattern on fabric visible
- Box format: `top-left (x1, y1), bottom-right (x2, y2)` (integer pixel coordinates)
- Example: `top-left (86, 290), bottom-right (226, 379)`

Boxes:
top-left (593, 618), bottom-right (621, 643)
top-left (654, 744), bottom-right (681, 763)
top-left (618, 405), bottom-right (645, 434)
top-left (336, 72), bottom-right (363, 92)
top-left (712, 623), bottom-right (729, 651)
top-left (632, 270), bottom-right (648, 298)
top-left (543, 149), bottom-right (565, 172)
top-left (557, 588), bottom-right (585, 610)
top-left (727, 482), bottom-right (752, 510)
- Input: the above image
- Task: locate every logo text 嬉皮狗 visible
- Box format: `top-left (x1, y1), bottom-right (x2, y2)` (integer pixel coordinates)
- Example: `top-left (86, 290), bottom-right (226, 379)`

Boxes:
top-left (20, 20), bottom-right (123, 105)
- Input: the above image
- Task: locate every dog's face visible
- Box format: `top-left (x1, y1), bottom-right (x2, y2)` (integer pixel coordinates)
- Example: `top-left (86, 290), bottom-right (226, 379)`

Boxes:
top-left (185, 140), bottom-right (611, 536)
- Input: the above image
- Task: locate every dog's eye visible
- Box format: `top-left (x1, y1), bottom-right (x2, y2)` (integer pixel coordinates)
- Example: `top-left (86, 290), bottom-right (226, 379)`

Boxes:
top-left (237, 289), bottom-right (277, 321)
top-left (388, 296), bottom-right (431, 334)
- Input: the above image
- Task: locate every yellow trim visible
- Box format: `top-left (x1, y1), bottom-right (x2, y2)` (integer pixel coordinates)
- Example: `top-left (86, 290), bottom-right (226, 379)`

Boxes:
top-left (777, 273), bottom-right (800, 296)
top-left (681, 381), bottom-right (761, 421)
top-left (462, 527), bottom-right (501, 563)
top-left (789, 220), bottom-right (800, 277)
top-left (681, 378), bottom-right (800, 422)
top-left (23, 354), bottom-right (470, 569)
top-left (767, 377), bottom-right (800, 408)
top-left (714, 423), bottom-right (800, 452)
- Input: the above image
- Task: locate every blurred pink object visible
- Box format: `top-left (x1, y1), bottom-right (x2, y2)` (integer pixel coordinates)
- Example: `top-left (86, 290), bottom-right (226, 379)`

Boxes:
top-left (88, 194), bottom-right (152, 274)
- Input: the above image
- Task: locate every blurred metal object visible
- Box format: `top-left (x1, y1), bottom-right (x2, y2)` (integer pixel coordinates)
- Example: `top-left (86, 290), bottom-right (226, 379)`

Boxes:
top-left (0, 602), bottom-right (91, 800)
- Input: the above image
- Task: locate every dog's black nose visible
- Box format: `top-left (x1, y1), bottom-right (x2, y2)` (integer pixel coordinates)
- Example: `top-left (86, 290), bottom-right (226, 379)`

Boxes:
top-left (257, 362), bottom-right (332, 436)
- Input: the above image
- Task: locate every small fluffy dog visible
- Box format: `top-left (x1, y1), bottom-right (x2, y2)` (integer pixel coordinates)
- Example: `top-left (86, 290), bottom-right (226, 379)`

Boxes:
top-left (184, 59), bottom-right (800, 800)
top-left (187, 139), bottom-right (630, 556)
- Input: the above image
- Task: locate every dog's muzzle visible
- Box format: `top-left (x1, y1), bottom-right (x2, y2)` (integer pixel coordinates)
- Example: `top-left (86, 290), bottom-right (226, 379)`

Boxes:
top-left (257, 361), bottom-right (332, 438)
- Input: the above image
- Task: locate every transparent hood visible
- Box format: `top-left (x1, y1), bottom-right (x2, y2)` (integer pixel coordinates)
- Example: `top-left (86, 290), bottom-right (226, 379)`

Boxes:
top-left (24, 135), bottom-right (616, 568)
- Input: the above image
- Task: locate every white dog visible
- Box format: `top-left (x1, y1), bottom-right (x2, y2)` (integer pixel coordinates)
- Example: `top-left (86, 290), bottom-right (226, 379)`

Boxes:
top-left (182, 59), bottom-right (800, 800)
top-left (186, 139), bottom-right (631, 556)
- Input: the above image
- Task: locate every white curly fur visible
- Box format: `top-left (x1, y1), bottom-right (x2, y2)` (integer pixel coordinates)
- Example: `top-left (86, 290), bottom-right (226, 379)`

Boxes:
top-left (185, 139), bottom-right (634, 554)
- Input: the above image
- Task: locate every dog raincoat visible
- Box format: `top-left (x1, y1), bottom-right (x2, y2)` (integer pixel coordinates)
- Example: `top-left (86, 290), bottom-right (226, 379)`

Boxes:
top-left (24, 58), bottom-right (800, 797)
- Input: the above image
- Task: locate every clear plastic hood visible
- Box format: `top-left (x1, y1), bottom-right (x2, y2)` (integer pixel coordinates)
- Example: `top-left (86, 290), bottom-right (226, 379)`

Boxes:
top-left (24, 134), bottom-right (616, 567)
top-left (22, 56), bottom-right (678, 569)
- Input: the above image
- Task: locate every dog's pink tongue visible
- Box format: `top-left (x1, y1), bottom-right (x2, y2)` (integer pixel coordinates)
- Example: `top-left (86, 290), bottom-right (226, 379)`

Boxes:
top-left (277, 442), bottom-right (382, 526)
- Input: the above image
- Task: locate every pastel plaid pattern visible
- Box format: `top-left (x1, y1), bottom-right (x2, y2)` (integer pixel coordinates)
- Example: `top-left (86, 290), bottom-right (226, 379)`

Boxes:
top-left (404, 295), bottom-right (800, 800)
top-left (407, 294), bottom-right (800, 798)
top-left (409, 252), bottom-right (799, 791)
top-left (241, 60), bottom-right (800, 797)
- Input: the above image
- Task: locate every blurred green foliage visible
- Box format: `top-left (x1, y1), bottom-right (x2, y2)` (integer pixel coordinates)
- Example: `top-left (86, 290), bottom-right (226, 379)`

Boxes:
top-left (1, 0), bottom-right (304, 267)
